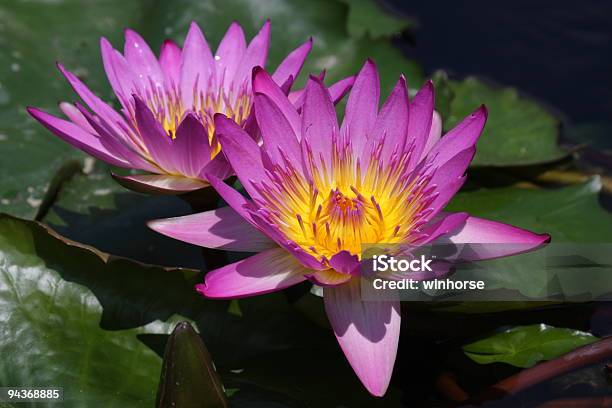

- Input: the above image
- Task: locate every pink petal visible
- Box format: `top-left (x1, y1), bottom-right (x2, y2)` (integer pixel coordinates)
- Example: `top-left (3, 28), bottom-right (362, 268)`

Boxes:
top-left (133, 97), bottom-right (177, 173)
top-left (199, 153), bottom-right (233, 181)
top-left (340, 60), bottom-right (379, 154)
top-left (271, 37), bottom-right (312, 85)
top-left (148, 205), bottom-right (276, 252)
top-left (253, 67), bottom-right (301, 138)
top-left (301, 75), bottom-right (339, 166)
top-left (289, 75), bottom-right (355, 108)
top-left (159, 40), bottom-right (182, 87)
top-left (73, 102), bottom-right (160, 173)
top-left (406, 81), bottom-right (434, 169)
top-left (123, 29), bottom-right (164, 89)
top-left (27, 107), bottom-right (129, 168)
top-left (215, 22), bottom-right (247, 89)
top-left (172, 114), bottom-right (212, 178)
top-left (213, 114), bottom-right (268, 200)
top-left (444, 215), bottom-right (550, 260)
top-left (426, 105), bottom-right (487, 167)
top-left (324, 280), bottom-right (400, 397)
top-left (367, 75), bottom-right (409, 162)
top-left (233, 20), bottom-right (270, 85)
top-left (198, 247), bottom-right (308, 299)
top-left (426, 147), bottom-right (475, 217)
top-left (420, 110), bottom-right (442, 161)
top-left (204, 174), bottom-right (259, 225)
top-left (57, 63), bottom-right (132, 141)
top-left (254, 92), bottom-right (302, 168)
top-left (329, 251), bottom-right (360, 275)
top-left (417, 212), bottom-right (469, 244)
top-left (111, 173), bottom-right (208, 195)
top-left (180, 22), bottom-right (215, 107)
top-left (100, 37), bottom-right (140, 107)
top-left (59, 102), bottom-right (97, 134)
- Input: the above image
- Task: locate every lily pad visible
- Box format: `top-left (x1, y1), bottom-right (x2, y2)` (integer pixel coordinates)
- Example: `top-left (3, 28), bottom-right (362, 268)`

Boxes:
top-left (444, 178), bottom-right (612, 300)
top-left (0, 214), bottom-right (182, 407)
top-left (339, 0), bottom-right (414, 39)
top-left (0, 1), bottom-right (150, 219)
top-left (463, 324), bottom-right (599, 368)
top-left (444, 77), bottom-right (567, 166)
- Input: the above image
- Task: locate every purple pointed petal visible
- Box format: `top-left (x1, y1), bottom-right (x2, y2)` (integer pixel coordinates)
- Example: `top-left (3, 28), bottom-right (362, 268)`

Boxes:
top-left (340, 60), bottom-right (379, 154)
top-left (254, 92), bottom-right (302, 167)
top-left (271, 37), bottom-right (312, 85)
top-left (406, 81), bottom-right (434, 168)
top-left (180, 22), bottom-right (215, 106)
top-left (417, 212), bottom-right (469, 244)
top-left (213, 114), bottom-right (268, 200)
top-left (301, 75), bottom-right (338, 166)
top-left (324, 280), bottom-right (400, 397)
top-left (197, 247), bottom-right (308, 299)
top-left (205, 174), bottom-right (259, 225)
top-left (172, 114), bottom-right (212, 177)
top-left (444, 215), bottom-right (551, 260)
top-left (329, 75), bottom-right (355, 104)
top-left (426, 106), bottom-right (488, 167)
top-left (215, 22), bottom-right (247, 88)
top-left (72, 102), bottom-right (160, 173)
top-left (57, 63), bottom-right (132, 140)
top-left (200, 153), bottom-right (234, 181)
top-left (124, 29), bottom-right (163, 89)
top-left (159, 40), bottom-right (182, 86)
top-left (100, 37), bottom-right (140, 106)
top-left (289, 75), bottom-right (355, 108)
top-left (253, 67), bottom-right (301, 137)
top-left (420, 111), bottom-right (442, 161)
top-left (59, 102), bottom-right (97, 134)
top-left (27, 107), bottom-right (129, 167)
top-left (426, 147), bottom-right (475, 217)
top-left (368, 75), bottom-right (409, 161)
top-left (329, 250), bottom-right (360, 275)
top-left (233, 20), bottom-right (270, 84)
top-left (112, 173), bottom-right (207, 195)
top-left (148, 205), bottom-right (276, 251)
top-left (133, 96), bottom-right (176, 172)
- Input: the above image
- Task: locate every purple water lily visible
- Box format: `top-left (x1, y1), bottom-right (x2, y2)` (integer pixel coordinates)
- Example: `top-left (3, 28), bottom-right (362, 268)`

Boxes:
top-left (27, 21), bottom-right (353, 194)
top-left (149, 61), bottom-right (550, 395)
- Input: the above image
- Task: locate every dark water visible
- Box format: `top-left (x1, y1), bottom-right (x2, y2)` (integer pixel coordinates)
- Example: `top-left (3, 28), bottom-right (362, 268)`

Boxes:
top-left (385, 0), bottom-right (612, 148)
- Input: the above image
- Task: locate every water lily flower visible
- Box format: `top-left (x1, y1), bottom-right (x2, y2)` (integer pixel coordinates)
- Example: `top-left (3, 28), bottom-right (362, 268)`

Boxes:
top-left (148, 61), bottom-right (550, 395)
top-left (27, 21), bottom-right (353, 194)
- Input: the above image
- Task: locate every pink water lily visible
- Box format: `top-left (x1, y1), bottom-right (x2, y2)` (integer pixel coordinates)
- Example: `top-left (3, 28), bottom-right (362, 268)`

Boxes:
top-left (27, 21), bottom-right (353, 194)
top-left (149, 61), bottom-right (550, 395)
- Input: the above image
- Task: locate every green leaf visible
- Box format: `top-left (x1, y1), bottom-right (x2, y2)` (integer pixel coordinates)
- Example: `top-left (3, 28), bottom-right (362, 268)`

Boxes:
top-left (445, 77), bottom-right (567, 166)
top-left (0, 214), bottom-right (185, 407)
top-left (339, 0), bottom-right (414, 39)
top-left (444, 178), bottom-right (612, 301)
top-left (156, 322), bottom-right (228, 408)
top-left (463, 324), bottom-right (599, 368)
top-left (0, 0), bottom-right (152, 219)
top-left (447, 178), bottom-right (612, 243)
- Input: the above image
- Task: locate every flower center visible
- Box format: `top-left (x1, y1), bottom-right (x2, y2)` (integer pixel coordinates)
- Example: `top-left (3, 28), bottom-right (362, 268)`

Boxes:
top-left (254, 144), bottom-right (438, 263)
top-left (138, 81), bottom-right (252, 159)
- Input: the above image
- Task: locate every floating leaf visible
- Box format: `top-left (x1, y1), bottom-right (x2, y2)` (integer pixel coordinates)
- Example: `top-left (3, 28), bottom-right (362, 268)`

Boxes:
top-left (463, 324), bottom-right (599, 367)
top-left (445, 77), bottom-right (567, 166)
top-left (339, 0), bottom-right (414, 39)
